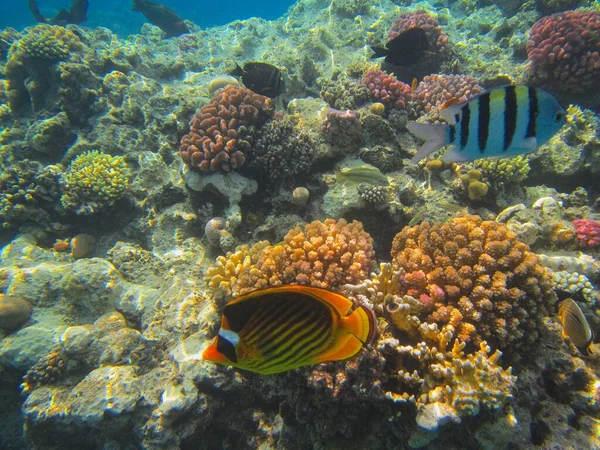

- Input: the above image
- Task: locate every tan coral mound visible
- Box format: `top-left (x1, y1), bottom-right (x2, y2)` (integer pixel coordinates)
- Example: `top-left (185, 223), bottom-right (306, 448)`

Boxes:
top-left (206, 218), bottom-right (376, 301)
top-left (390, 214), bottom-right (554, 351)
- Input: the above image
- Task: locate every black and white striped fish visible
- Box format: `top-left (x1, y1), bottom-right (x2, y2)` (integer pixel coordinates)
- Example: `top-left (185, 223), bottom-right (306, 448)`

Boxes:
top-left (407, 85), bottom-right (567, 163)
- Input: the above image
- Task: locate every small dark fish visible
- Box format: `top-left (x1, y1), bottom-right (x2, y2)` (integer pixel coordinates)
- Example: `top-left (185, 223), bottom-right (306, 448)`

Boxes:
top-left (370, 27), bottom-right (430, 66)
top-left (29, 0), bottom-right (88, 25)
top-left (132, 0), bottom-right (190, 38)
top-left (230, 62), bottom-right (286, 98)
top-left (556, 288), bottom-right (586, 303)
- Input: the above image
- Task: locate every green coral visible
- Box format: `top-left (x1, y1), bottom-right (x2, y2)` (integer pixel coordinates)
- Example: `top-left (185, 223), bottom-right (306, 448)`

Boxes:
top-left (60, 151), bottom-right (131, 215)
top-left (473, 155), bottom-right (530, 184)
top-left (318, 73), bottom-right (370, 110)
top-left (12, 24), bottom-right (80, 62)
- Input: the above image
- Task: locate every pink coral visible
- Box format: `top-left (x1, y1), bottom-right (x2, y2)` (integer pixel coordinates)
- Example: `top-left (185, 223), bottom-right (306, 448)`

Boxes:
top-left (179, 85), bottom-right (274, 172)
top-left (527, 10), bottom-right (600, 93)
top-left (362, 70), bottom-right (411, 110)
top-left (388, 10), bottom-right (451, 61)
top-left (323, 109), bottom-right (361, 144)
top-left (409, 74), bottom-right (484, 118)
top-left (573, 219), bottom-right (600, 248)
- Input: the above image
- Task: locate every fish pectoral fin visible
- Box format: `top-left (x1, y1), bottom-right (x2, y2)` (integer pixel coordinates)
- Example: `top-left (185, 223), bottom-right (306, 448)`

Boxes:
top-left (407, 122), bottom-right (448, 163)
top-left (514, 136), bottom-right (537, 150)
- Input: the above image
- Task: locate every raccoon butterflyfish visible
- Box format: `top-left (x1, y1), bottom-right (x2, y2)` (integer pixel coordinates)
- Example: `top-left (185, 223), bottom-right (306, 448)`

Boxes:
top-left (202, 285), bottom-right (376, 374)
top-left (407, 85), bottom-right (567, 163)
top-left (558, 297), bottom-right (593, 354)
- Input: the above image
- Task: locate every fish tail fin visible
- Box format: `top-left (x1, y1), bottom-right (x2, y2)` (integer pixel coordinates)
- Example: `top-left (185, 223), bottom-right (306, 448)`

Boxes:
top-left (407, 122), bottom-right (449, 164)
top-left (314, 305), bottom-right (376, 364)
top-left (370, 46), bottom-right (388, 59)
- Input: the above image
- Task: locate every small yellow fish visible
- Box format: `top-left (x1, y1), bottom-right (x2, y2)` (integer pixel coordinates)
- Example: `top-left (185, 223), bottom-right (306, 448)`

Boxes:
top-left (558, 298), bottom-right (593, 353)
top-left (203, 285), bottom-right (376, 374)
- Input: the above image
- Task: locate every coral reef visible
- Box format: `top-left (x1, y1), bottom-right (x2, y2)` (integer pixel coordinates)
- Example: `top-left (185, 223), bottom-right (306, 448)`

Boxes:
top-left (4, 24), bottom-right (83, 112)
top-left (322, 108), bottom-right (363, 148)
top-left (573, 219), bottom-right (600, 248)
top-left (206, 218), bottom-right (376, 300)
top-left (389, 215), bottom-right (555, 352)
top-left (472, 155), bottom-right (530, 185)
top-left (318, 74), bottom-right (371, 110)
top-left (0, 160), bottom-right (62, 230)
top-left (410, 74), bottom-right (484, 118)
top-left (551, 270), bottom-right (597, 304)
top-left (251, 117), bottom-right (315, 185)
top-left (460, 169), bottom-right (489, 200)
top-left (60, 150), bottom-right (131, 215)
top-left (526, 10), bottom-right (600, 93)
top-left (362, 69), bottom-right (411, 110)
top-left (179, 85), bottom-right (274, 172)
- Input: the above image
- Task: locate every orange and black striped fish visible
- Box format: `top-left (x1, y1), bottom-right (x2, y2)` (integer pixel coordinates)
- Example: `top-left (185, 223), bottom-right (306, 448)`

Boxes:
top-left (407, 85), bottom-right (567, 163)
top-left (203, 285), bottom-right (376, 374)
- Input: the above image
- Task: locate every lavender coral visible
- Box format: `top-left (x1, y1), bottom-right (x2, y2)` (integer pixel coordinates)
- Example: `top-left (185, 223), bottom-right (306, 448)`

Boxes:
top-left (362, 70), bottom-right (411, 110)
top-left (526, 10), bottom-right (600, 93)
top-left (179, 85), bottom-right (274, 172)
top-left (410, 74), bottom-right (484, 118)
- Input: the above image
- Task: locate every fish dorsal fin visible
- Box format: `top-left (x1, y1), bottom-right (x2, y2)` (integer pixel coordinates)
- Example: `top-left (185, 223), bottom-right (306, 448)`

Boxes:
top-left (285, 285), bottom-right (354, 316)
top-left (440, 100), bottom-right (462, 125)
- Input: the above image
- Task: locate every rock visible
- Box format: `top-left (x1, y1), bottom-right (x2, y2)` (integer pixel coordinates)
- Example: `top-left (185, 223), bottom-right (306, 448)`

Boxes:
top-left (0, 295), bottom-right (32, 329)
top-left (415, 402), bottom-right (461, 432)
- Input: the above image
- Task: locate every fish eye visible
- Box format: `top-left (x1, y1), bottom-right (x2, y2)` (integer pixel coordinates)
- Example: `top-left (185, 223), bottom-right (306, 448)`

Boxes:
top-left (555, 112), bottom-right (565, 122)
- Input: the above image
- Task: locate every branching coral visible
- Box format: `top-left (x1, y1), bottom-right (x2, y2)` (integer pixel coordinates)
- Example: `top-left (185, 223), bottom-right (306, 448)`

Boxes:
top-left (179, 85), bottom-right (274, 172)
top-left (472, 155), bottom-right (530, 185)
top-left (389, 215), bottom-right (555, 352)
top-left (206, 219), bottom-right (376, 301)
top-left (251, 117), bottom-right (315, 185)
top-left (60, 150), bottom-right (131, 215)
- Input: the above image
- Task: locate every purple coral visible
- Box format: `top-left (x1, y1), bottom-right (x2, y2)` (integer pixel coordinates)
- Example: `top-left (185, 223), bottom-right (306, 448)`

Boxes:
top-left (409, 74), bottom-right (484, 118)
top-left (573, 219), bottom-right (600, 248)
top-left (362, 70), bottom-right (411, 110)
top-left (527, 10), bottom-right (600, 93)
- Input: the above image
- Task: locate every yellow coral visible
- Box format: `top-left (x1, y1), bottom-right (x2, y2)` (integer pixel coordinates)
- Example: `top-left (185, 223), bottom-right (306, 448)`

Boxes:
top-left (60, 151), bottom-right (131, 215)
top-left (11, 25), bottom-right (80, 61)
top-left (473, 155), bottom-right (530, 184)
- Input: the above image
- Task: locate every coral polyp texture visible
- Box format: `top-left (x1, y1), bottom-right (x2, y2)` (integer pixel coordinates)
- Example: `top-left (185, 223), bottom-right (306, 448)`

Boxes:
top-left (388, 10), bottom-right (451, 62)
top-left (526, 10), bottom-right (600, 93)
top-left (179, 85), bottom-right (274, 172)
top-left (60, 151), bottom-right (131, 215)
top-left (389, 215), bottom-right (554, 353)
top-left (410, 74), bottom-right (484, 118)
top-left (572, 219), bottom-right (600, 248)
top-left (206, 218), bottom-right (376, 300)
top-left (8, 24), bottom-right (79, 62)
top-left (362, 70), bottom-right (411, 110)
top-left (323, 108), bottom-right (363, 147)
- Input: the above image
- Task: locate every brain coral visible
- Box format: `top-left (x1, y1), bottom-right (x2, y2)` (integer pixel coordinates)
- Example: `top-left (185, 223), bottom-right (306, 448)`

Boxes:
top-left (526, 10), bottom-right (600, 93)
top-left (207, 218), bottom-right (376, 301)
top-left (180, 85), bottom-right (274, 172)
top-left (60, 151), bottom-right (131, 215)
top-left (390, 215), bottom-right (554, 353)
top-left (410, 74), bottom-right (484, 118)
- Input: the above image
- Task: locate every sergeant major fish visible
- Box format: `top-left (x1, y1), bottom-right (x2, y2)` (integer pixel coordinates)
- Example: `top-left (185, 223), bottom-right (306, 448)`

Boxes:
top-left (407, 85), bottom-right (567, 163)
top-left (203, 285), bottom-right (376, 374)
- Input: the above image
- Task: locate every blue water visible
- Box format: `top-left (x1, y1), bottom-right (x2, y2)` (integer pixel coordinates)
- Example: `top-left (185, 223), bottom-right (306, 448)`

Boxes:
top-left (0, 0), bottom-right (296, 36)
